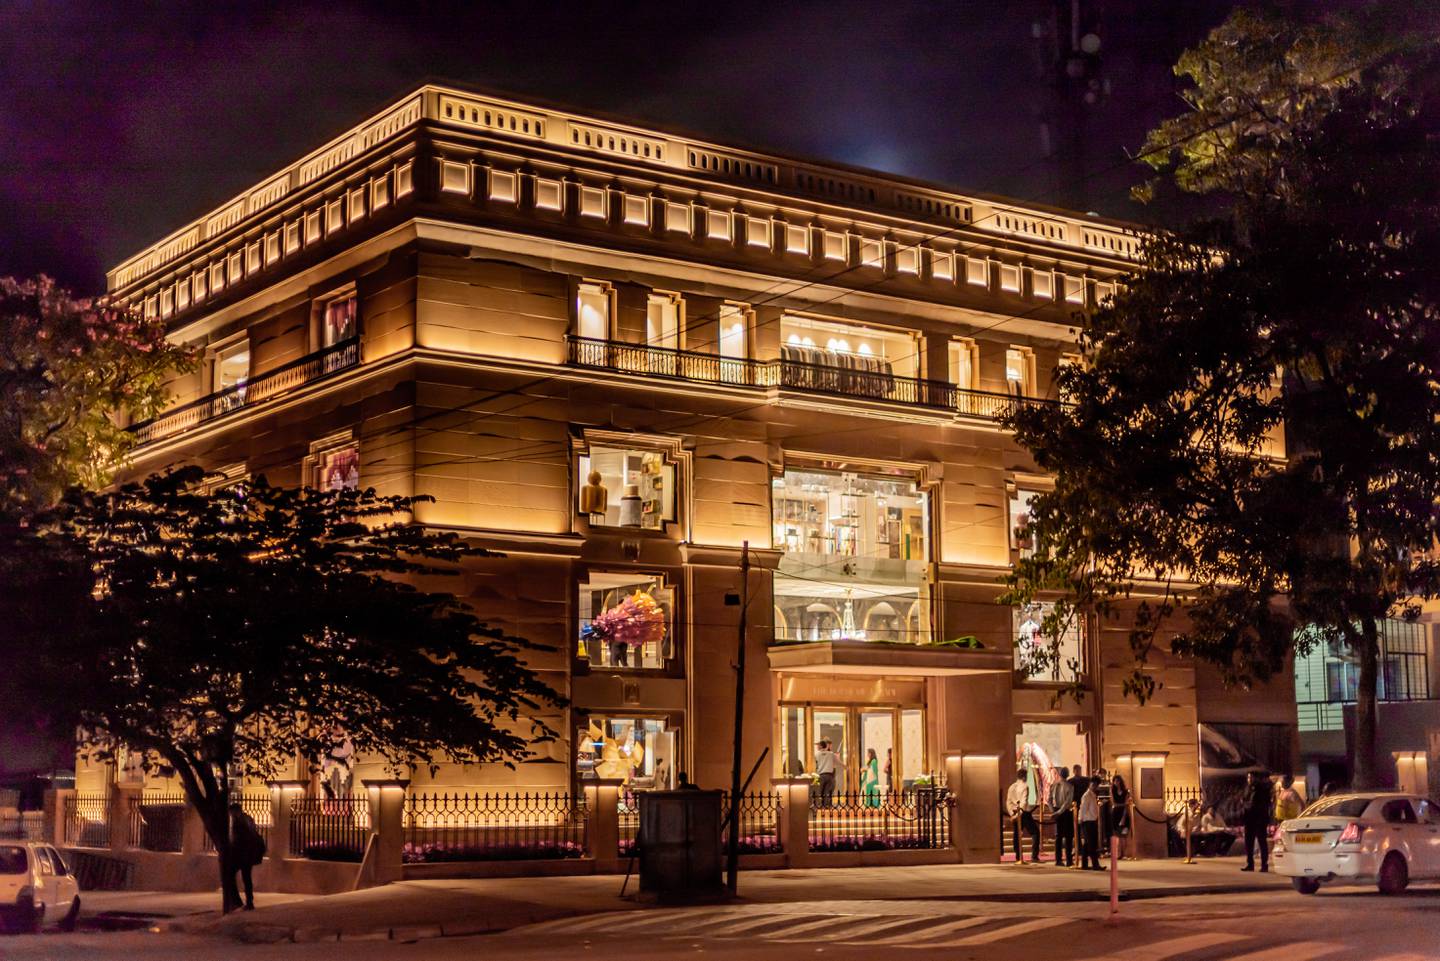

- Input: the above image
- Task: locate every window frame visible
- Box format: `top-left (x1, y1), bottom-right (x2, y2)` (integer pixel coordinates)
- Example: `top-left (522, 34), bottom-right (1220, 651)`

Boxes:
top-left (575, 280), bottom-right (615, 343)
top-left (1005, 345), bottom-right (1037, 396)
top-left (305, 431), bottom-right (361, 492)
top-left (574, 431), bottom-right (690, 538)
top-left (573, 709), bottom-right (684, 793)
top-left (1013, 599), bottom-right (1088, 685)
top-left (312, 283), bottom-right (361, 355)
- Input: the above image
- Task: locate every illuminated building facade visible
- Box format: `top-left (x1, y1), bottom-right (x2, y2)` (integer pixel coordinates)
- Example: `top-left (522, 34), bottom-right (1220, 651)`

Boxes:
top-left (97, 85), bottom-right (1298, 806)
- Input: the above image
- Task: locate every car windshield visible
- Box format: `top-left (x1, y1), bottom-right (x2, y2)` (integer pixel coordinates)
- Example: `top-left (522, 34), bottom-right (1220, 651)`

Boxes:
top-left (1300, 796), bottom-right (1372, 818)
top-left (0, 846), bottom-right (26, 874)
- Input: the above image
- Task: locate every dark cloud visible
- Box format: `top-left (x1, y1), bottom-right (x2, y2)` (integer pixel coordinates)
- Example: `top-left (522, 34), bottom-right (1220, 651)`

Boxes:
top-left (0, 0), bottom-right (1240, 293)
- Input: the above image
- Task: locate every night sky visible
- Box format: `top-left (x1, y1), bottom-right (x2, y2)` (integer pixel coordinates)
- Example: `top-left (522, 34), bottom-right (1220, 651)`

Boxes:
top-left (1, 0), bottom-right (1253, 295)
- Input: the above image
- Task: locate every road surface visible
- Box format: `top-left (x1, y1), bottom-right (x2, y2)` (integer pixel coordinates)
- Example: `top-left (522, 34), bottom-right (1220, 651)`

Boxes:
top-left (2, 887), bottom-right (1438, 960)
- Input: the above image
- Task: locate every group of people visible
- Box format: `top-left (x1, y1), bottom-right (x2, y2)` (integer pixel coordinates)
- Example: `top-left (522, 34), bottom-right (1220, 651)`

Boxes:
top-left (811, 741), bottom-right (893, 808)
top-left (1176, 770), bottom-right (1306, 869)
top-left (1005, 765), bottom-right (1130, 869)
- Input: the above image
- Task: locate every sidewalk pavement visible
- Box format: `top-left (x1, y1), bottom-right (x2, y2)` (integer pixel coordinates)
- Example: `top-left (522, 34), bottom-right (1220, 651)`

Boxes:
top-left (141, 856), bottom-right (1290, 944)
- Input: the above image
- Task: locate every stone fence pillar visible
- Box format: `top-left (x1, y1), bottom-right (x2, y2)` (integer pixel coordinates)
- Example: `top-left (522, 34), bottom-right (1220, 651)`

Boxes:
top-left (266, 781), bottom-right (305, 860)
top-left (45, 789), bottom-right (68, 848)
top-left (110, 783), bottom-right (141, 851)
top-left (771, 777), bottom-right (811, 867)
top-left (944, 755), bottom-right (965, 862)
top-left (362, 779), bottom-right (409, 884)
top-left (583, 779), bottom-right (624, 872)
top-left (950, 753), bottom-right (1001, 864)
top-left (1120, 752), bottom-right (1170, 859)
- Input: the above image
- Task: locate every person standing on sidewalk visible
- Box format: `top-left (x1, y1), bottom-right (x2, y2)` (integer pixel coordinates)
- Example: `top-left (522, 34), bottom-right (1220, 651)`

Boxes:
top-left (229, 801), bottom-right (266, 911)
top-left (1241, 770), bottom-right (1273, 872)
top-left (1049, 766), bottom-right (1074, 867)
top-left (1274, 774), bottom-right (1304, 824)
top-left (1077, 780), bottom-right (1101, 870)
top-left (1110, 774), bottom-right (1132, 860)
top-left (1006, 768), bottom-right (1039, 864)
top-left (814, 740), bottom-right (839, 808)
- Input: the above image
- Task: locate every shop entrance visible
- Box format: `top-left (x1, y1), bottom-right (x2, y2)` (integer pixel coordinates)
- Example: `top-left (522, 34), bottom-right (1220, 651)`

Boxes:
top-left (779, 703), bottom-right (926, 795)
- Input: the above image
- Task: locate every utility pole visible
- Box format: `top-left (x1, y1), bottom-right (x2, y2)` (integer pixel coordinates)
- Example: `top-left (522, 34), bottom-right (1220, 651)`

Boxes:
top-left (725, 540), bottom-right (750, 895)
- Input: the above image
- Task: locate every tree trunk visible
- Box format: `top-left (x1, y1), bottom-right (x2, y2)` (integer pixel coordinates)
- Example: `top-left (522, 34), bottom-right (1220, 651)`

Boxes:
top-left (201, 797), bottom-right (240, 913)
top-left (1352, 615), bottom-right (1380, 790)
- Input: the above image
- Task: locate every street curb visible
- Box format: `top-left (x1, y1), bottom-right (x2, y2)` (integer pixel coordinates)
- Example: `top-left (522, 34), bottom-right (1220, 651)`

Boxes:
top-left (894, 882), bottom-right (1285, 904)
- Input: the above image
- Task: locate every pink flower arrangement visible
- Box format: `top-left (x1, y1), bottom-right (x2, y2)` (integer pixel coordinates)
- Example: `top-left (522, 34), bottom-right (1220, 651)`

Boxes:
top-left (592, 590), bottom-right (667, 648)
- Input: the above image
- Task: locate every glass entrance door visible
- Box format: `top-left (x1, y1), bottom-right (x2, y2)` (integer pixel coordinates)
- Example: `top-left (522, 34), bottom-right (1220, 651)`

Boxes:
top-left (813, 709), bottom-right (849, 794)
top-left (859, 711), bottom-right (895, 797)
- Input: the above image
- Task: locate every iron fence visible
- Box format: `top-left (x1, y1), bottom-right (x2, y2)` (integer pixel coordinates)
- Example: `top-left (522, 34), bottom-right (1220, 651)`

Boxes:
top-left (808, 787), bottom-right (949, 851)
top-left (200, 793), bottom-right (273, 853)
top-left (0, 811), bottom-right (46, 840)
top-left (63, 793), bottom-right (111, 848)
top-left (721, 790), bottom-right (782, 854)
top-left (129, 338), bottom-right (359, 445)
top-left (289, 796), bottom-right (371, 862)
top-left (403, 791), bottom-right (588, 863)
top-left (127, 793), bottom-right (187, 852)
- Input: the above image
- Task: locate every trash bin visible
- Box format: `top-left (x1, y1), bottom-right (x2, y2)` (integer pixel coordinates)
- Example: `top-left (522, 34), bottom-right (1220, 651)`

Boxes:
top-left (638, 789), bottom-right (724, 901)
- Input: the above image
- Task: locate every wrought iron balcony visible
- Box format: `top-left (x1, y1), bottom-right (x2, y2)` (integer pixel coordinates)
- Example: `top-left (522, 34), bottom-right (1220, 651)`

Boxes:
top-left (129, 338), bottom-right (359, 446)
top-left (566, 336), bottom-right (1051, 422)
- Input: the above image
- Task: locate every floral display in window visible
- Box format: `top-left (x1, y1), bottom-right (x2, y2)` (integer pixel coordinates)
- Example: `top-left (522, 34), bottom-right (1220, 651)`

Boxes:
top-left (1014, 601), bottom-right (1084, 682)
top-left (579, 573), bottom-right (673, 670)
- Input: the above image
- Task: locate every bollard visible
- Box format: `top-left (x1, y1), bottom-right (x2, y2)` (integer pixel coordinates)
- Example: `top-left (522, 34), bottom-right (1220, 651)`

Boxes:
top-left (1071, 802), bottom-right (1082, 870)
top-left (1109, 834), bottom-right (1120, 919)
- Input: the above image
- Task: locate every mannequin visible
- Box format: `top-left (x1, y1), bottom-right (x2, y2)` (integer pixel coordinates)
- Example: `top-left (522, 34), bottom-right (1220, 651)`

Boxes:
top-left (580, 470), bottom-right (609, 522)
top-left (618, 483), bottom-right (643, 527)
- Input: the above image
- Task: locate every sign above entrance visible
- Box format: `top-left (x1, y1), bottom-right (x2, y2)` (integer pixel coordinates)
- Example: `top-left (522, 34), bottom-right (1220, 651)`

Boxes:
top-left (778, 674), bottom-right (925, 705)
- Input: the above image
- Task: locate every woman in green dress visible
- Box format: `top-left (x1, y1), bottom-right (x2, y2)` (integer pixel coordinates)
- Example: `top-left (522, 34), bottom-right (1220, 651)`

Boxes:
top-left (862, 748), bottom-right (881, 807)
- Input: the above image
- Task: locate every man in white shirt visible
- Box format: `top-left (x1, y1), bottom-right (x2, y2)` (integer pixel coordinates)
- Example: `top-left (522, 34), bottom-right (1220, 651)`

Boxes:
top-left (814, 740), bottom-right (839, 808)
top-left (1078, 781), bottom-right (1102, 870)
top-left (1006, 769), bottom-right (1039, 864)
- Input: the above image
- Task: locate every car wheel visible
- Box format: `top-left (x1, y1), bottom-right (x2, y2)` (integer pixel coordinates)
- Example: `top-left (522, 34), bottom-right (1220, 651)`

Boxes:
top-left (1292, 877), bottom-right (1321, 895)
top-left (59, 897), bottom-right (80, 933)
top-left (1378, 852), bottom-right (1409, 895)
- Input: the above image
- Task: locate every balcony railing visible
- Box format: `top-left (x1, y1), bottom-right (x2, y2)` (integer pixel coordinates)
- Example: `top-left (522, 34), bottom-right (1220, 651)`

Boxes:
top-left (129, 338), bottom-right (359, 446)
top-left (567, 336), bottom-right (1052, 421)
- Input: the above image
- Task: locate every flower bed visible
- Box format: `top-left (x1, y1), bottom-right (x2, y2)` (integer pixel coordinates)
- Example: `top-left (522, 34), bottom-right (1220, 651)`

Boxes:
top-left (807, 833), bottom-right (935, 853)
top-left (618, 834), bottom-right (778, 858)
top-left (402, 839), bottom-right (586, 863)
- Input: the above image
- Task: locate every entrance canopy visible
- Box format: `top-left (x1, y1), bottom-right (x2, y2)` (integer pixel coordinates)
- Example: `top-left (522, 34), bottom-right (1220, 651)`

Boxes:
top-left (767, 639), bottom-right (1013, 676)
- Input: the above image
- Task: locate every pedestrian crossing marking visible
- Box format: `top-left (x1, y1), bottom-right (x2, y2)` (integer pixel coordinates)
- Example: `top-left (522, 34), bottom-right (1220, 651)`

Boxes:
top-left (1083, 932), bottom-right (1250, 961)
top-left (868, 914), bottom-right (993, 944)
top-left (1221, 941), bottom-right (1346, 961)
top-left (943, 915), bottom-right (1073, 945)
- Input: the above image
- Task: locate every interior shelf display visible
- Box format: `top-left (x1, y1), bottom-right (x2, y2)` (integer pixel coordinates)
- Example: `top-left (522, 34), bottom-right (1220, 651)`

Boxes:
top-left (771, 468), bottom-right (931, 645)
top-left (576, 716), bottom-right (677, 794)
top-left (1013, 601), bottom-right (1085, 682)
top-left (578, 445), bottom-right (675, 530)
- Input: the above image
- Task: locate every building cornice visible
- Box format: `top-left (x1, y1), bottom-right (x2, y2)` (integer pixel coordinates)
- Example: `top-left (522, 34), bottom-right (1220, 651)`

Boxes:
top-left (107, 84), bottom-right (1146, 299)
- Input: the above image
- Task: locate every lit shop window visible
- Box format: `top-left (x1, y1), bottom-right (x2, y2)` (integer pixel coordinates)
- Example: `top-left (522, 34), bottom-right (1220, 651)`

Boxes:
top-left (1014, 601), bottom-right (1084, 682)
top-left (1009, 489), bottom-right (1039, 556)
top-left (319, 293), bottom-right (359, 372)
top-left (772, 468), bottom-right (931, 644)
top-left (948, 338), bottom-right (978, 392)
top-left (212, 339), bottom-right (250, 410)
top-left (779, 315), bottom-right (920, 400)
top-left (578, 572), bottom-right (674, 670)
top-left (578, 446), bottom-right (676, 530)
top-left (646, 293), bottom-right (681, 351)
top-left (1005, 346), bottom-right (1035, 395)
top-left (577, 715), bottom-right (678, 792)
top-left (717, 303), bottom-right (751, 384)
top-left (315, 445), bottom-right (360, 491)
top-left (576, 282), bottom-right (612, 341)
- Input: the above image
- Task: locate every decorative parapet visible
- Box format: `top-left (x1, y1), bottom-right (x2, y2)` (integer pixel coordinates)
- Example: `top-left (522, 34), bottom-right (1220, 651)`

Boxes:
top-left (106, 85), bottom-right (1144, 296)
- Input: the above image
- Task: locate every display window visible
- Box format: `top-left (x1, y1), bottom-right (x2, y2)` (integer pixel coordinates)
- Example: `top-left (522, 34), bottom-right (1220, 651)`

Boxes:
top-left (1015, 721), bottom-right (1088, 807)
top-left (315, 444), bottom-right (360, 491)
top-left (772, 468), bottom-right (932, 644)
top-left (576, 715), bottom-right (678, 796)
top-left (578, 571), bottom-right (674, 670)
top-left (1014, 601), bottom-right (1085, 682)
top-left (578, 445), bottom-right (676, 530)
top-left (781, 314), bottom-right (921, 383)
top-left (1009, 489), bottom-right (1039, 556)
top-left (211, 338), bottom-right (250, 410)
top-left (576, 282), bottom-right (612, 341)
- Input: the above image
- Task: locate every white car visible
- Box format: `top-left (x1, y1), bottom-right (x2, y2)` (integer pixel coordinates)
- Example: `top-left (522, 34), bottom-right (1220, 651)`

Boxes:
top-left (1273, 792), bottom-right (1440, 895)
top-left (0, 842), bottom-right (80, 934)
